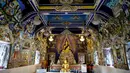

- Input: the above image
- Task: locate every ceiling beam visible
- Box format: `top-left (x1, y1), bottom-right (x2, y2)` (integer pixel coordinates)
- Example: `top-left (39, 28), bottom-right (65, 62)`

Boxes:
top-left (86, 0), bottom-right (105, 25)
top-left (28, 0), bottom-right (47, 26)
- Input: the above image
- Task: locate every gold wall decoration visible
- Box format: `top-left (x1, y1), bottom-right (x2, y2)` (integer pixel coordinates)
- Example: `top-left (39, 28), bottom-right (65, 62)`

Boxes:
top-left (39, 6), bottom-right (95, 10)
top-left (86, 38), bottom-right (93, 51)
top-left (56, 0), bottom-right (77, 12)
top-left (74, 0), bottom-right (84, 3)
top-left (84, 27), bottom-right (100, 64)
top-left (22, 39), bottom-right (32, 49)
top-left (55, 5), bottom-right (78, 11)
top-left (39, 0), bottom-right (95, 11)
top-left (36, 31), bottom-right (48, 58)
top-left (60, 0), bottom-right (73, 4)
top-left (49, 0), bottom-right (59, 4)
top-left (21, 49), bottom-right (33, 66)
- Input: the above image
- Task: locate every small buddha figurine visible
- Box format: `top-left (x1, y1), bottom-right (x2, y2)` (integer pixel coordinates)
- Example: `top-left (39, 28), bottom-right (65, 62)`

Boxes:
top-left (13, 43), bottom-right (20, 59)
top-left (61, 59), bottom-right (70, 73)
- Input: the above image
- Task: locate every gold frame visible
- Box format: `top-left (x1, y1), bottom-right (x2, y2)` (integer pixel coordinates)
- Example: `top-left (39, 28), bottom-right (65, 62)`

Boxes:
top-left (78, 53), bottom-right (86, 64)
top-left (47, 52), bottom-right (55, 63)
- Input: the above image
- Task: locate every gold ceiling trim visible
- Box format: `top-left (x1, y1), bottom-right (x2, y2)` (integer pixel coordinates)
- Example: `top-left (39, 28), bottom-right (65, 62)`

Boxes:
top-left (39, 5), bottom-right (95, 10)
top-left (79, 6), bottom-right (95, 9)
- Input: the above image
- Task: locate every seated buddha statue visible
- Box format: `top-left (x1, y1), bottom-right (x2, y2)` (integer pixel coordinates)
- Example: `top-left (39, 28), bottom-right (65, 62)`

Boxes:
top-left (60, 59), bottom-right (70, 73)
top-left (59, 41), bottom-right (76, 64)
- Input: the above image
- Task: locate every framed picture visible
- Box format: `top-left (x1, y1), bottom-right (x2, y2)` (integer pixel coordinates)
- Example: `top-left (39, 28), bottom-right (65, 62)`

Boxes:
top-left (78, 53), bottom-right (86, 64)
top-left (48, 52), bottom-right (55, 65)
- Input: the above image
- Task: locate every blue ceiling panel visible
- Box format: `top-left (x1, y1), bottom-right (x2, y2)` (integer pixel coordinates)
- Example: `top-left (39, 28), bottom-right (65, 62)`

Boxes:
top-left (48, 15), bottom-right (87, 22)
top-left (41, 12), bottom-right (88, 26)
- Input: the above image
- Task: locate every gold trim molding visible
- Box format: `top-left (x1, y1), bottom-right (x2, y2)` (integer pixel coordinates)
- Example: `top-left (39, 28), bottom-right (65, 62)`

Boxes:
top-left (39, 5), bottom-right (95, 10)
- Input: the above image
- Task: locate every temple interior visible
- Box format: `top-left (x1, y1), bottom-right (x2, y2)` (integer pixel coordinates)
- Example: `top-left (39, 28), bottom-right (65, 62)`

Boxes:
top-left (0, 0), bottom-right (130, 73)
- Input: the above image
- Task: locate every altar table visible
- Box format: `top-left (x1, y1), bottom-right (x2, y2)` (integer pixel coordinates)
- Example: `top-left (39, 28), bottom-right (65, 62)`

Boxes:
top-left (50, 64), bottom-right (84, 72)
top-left (50, 64), bottom-right (81, 70)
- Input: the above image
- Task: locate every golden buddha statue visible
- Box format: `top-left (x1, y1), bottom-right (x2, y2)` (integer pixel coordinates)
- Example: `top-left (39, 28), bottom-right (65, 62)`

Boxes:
top-left (61, 59), bottom-right (70, 72)
top-left (59, 41), bottom-right (76, 64)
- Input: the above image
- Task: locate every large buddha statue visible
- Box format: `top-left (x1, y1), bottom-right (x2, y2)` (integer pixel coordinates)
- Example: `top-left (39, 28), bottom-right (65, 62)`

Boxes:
top-left (59, 41), bottom-right (76, 64)
top-left (60, 59), bottom-right (70, 73)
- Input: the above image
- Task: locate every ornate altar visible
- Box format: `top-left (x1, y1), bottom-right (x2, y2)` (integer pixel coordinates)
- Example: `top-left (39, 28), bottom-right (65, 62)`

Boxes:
top-left (50, 64), bottom-right (81, 72)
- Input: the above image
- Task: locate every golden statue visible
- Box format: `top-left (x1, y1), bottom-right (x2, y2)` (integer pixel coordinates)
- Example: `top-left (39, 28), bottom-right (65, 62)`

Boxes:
top-left (59, 41), bottom-right (76, 64)
top-left (86, 38), bottom-right (93, 51)
top-left (61, 59), bottom-right (70, 72)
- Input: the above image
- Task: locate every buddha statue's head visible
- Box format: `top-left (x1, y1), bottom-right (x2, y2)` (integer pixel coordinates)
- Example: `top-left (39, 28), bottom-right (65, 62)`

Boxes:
top-left (64, 59), bottom-right (68, 64)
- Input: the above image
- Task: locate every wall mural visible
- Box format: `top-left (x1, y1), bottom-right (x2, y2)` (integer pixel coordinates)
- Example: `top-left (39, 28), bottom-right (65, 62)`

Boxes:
top-left (0, 0), bottom-right (44, 68)
top-left (0, 25), bottom-right (12, 43)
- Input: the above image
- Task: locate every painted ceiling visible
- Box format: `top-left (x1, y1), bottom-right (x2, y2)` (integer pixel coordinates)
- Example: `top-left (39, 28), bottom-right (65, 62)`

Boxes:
top-left (42, 12), bottom-right (88, 27)
top-left (0, 0), bottom-right (130, 34)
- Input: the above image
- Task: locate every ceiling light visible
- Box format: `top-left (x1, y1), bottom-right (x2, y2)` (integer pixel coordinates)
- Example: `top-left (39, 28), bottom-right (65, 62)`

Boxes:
top-left (33, 16), bottom-right (41, 25)
top-left (92, 14), bottom-right (101, 25)
top-left (40, 29), bottom-right (45, 32)
top-left (80, 36), bottom-right (85, 42)
top-left (49, 36), bottom-right (54, 42)
top-left (92, 20), bottom-right (100, 25)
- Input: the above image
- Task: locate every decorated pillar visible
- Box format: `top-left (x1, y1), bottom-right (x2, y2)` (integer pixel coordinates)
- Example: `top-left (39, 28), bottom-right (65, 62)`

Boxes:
top-left (111, 46), bottom-right (118, 67)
